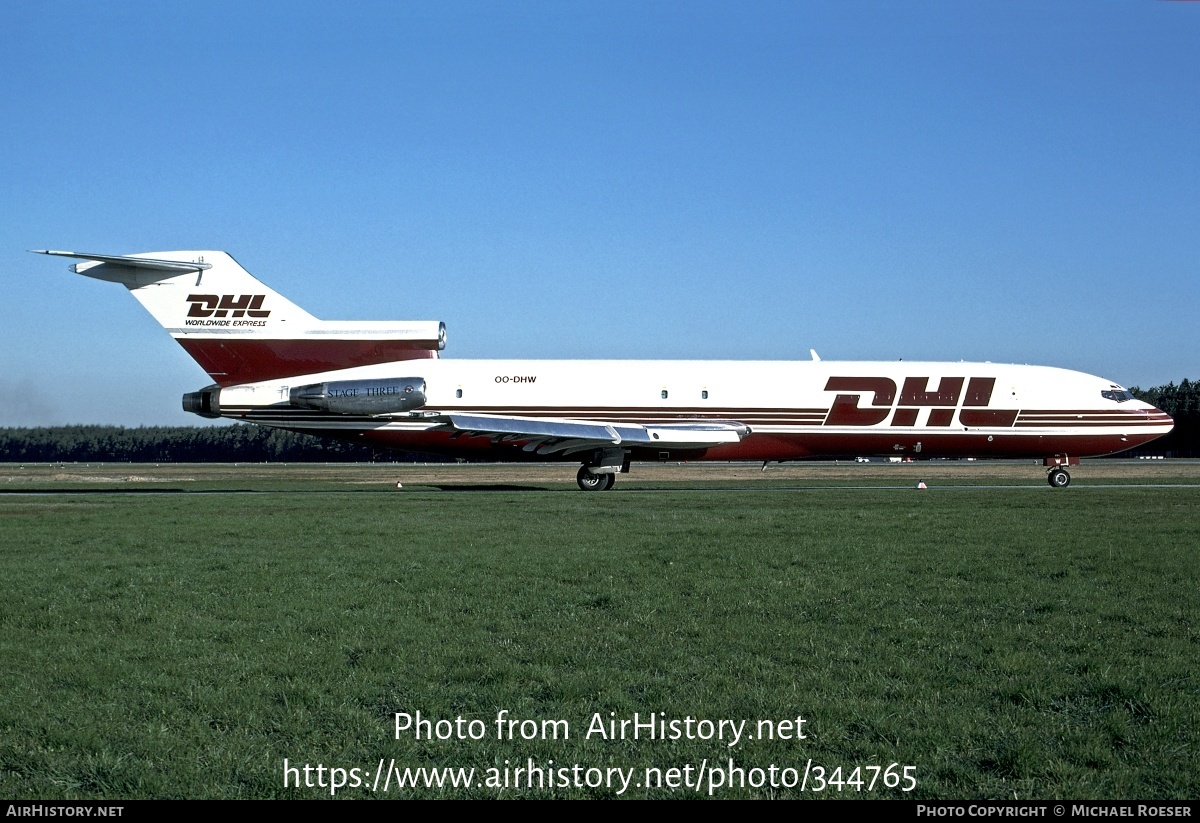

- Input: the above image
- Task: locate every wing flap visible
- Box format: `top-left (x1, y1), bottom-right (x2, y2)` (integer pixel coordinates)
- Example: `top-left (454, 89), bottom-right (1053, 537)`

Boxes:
top-left (438, 413), bottom-right (749, 450)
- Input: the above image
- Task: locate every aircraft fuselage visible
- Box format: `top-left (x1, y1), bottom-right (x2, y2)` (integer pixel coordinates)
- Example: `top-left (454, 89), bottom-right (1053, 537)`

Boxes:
top-left (206, 358), bottom-right (1172, 464)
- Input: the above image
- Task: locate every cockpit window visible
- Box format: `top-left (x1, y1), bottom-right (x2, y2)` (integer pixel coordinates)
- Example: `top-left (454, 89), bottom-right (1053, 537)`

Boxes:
top-left (1101, 389), bottom-right (1133, 403)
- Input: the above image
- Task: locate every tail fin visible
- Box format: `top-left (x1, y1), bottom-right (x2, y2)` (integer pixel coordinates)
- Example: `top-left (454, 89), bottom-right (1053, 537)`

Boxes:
top-left (34, 250), bottom-right (445, 386)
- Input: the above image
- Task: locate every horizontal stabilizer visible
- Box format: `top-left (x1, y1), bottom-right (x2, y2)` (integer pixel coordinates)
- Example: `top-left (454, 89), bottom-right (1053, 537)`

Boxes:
top-left (32, 249), bottom-right (212, 277)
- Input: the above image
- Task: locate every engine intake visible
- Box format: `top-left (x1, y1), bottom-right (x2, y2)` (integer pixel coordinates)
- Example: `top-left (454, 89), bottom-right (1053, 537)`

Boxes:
top-left (290, 378), bottom-right (427, 415)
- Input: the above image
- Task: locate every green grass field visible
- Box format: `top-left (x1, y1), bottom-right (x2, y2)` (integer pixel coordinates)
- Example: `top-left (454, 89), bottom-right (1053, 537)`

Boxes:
top-left (1, 462), bottom-right (1197, 799)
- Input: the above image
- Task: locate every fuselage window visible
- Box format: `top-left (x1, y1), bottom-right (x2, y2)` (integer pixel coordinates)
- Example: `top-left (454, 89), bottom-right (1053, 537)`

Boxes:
top-left (701, 390), bottom-right (709, 400)
top-left (456, 389), bottom-right (463, 398)
top-left (661, 390), bottom-right (669, 399)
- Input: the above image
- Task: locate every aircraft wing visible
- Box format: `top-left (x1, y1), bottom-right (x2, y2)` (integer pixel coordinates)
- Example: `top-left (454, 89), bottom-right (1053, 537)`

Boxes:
top-left (434, 413), bottom-right (749, 456)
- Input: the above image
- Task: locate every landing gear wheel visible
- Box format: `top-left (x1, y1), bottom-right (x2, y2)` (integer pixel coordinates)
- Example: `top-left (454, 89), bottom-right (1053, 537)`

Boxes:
top-left (1047, 468), bottom-right (1071, 488)
top-left (577, 465), bottom-right (615, 491)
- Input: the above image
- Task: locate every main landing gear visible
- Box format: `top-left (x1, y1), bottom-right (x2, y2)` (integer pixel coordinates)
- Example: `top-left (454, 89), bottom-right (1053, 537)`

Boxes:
top-left (576, 448), bottom-right (630, 491)
top-left (1044, 455), bottom-right (1078, 488)
top-left (577, 465), bottom-right (616, 491)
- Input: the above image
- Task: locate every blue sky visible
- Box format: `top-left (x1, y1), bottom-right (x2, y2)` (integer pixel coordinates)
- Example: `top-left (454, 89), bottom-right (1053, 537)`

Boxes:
top-left (2, 1), bottom-right (1197, 427)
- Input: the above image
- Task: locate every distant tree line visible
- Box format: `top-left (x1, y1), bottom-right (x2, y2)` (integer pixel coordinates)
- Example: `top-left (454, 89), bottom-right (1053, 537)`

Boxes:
top-left (0, 425), bottom-right (452, 463)
top-left (1, 379), bottom-right (1194, 462)
top-left (1126, 379), bottom-right (1200, 457)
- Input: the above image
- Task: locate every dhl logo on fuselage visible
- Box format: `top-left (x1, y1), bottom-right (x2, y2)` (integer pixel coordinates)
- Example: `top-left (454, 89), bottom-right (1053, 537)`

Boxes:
top-left (186, 294), bottom-right (270, 319)
top-left (824, 376), bottom-right (1016, 428)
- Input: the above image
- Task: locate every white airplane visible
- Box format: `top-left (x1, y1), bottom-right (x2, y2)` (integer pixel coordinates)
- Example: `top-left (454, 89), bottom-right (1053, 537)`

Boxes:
top-left (35, 249), bottom-right (1174, 490)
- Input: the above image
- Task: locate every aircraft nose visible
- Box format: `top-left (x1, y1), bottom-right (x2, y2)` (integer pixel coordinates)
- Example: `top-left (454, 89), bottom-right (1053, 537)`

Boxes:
top-left (1142, 401), bottom-right (1174, 432)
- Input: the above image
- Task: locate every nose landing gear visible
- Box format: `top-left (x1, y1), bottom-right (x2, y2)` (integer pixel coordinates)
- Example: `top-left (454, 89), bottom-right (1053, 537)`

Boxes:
top-left (1044, 455), bottom-right (1078, 489)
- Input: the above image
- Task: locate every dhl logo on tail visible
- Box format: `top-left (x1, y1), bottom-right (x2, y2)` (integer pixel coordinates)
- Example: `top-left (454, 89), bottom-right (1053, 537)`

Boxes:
top-left (186, 294), bottom-right (270, 319)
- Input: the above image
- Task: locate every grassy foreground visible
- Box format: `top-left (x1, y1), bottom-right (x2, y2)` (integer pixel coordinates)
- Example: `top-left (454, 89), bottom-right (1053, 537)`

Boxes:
top-left (0, 463), bottom-right (1197, 799)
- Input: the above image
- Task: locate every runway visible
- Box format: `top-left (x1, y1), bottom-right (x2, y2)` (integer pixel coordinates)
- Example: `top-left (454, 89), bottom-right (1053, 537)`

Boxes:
top-left (4, 482), bottom-right (1200, 497)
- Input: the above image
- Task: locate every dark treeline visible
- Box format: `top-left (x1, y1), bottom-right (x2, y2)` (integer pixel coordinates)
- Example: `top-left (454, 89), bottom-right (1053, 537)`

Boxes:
top-left (0, 425), bottom-right (452, 463)
top-left (1126, 379), bottom-right (1200, 457)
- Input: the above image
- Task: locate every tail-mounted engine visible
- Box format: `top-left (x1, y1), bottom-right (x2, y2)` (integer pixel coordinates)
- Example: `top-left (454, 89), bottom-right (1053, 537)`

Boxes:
top-left (289, 378), bottom-right (427, 415)
top-left (182, 385), bottom-right (222, 418)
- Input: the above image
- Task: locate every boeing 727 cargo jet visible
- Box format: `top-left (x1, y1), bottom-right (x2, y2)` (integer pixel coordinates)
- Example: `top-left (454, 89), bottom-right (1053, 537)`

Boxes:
top-left (34, 249), bottom-right (1174, 490)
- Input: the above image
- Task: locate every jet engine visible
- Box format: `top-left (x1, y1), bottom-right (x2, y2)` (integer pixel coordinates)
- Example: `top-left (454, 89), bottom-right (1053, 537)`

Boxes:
top-left (290, 378), bottom-right (427, 414)
top-left (182, 386), bottom-right (222, 418)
